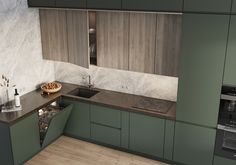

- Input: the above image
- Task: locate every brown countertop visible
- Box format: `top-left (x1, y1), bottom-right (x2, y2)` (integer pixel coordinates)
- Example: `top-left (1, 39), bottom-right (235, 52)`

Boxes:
top-left (0, 82), bottom-right (176, 125)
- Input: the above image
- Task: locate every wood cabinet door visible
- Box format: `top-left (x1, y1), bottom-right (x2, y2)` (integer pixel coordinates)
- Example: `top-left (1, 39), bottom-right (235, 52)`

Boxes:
top-left (10, 113), bottom-right (41, 165)
top-left (28, 0), bottom-right (56, 7)
top-left (56, 0), bottom-right (86, 8)
top-left (177, 14), bottom-right (229, 127)
top-left (67, 11), bottom-right (89, 68)
top-left (224, 16), bottom-right (236, 86)
top-left (42, 105), bottom-right (72, 148)
top-left (129, 112), bottom-right (165, 158)
top-left (96, 11), bottom-right (129, 70)
top-left (173, 122), bottom-right (216, 165)
top-left (129, 13), bottom-right (156, 74)
top-left (64, 101), bottom-right (91, 139)
top-left (39, 9), bottom-right (69, 62)
top-left (183, 0), bottom-right (232, 14)
top-left (122, 0), bottom-right (183, 12)
top-left (87, 0), bottom-right (122, 9)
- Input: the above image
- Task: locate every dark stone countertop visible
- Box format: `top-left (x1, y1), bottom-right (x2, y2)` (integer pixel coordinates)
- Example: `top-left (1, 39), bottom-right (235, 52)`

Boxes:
top-left (0, 82), bottom-right (176, 125)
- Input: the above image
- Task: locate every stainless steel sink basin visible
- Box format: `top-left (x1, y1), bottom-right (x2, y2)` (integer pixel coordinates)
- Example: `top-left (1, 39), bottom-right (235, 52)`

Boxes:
top-left (68, 88), bottom-right (100, 98)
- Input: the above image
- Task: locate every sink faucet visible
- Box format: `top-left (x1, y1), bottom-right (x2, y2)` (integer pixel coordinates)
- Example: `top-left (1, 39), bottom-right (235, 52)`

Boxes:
top-left (83, 75), bottom-right (94, 89)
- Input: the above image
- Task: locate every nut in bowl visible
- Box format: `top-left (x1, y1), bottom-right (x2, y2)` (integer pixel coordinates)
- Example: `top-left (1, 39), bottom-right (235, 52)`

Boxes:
top-left (41, 82), bottom-right (62, 94)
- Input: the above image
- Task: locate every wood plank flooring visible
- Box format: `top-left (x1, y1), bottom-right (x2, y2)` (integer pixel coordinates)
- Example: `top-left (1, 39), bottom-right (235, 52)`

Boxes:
top-left (26, 136), bottom-right (168, 165)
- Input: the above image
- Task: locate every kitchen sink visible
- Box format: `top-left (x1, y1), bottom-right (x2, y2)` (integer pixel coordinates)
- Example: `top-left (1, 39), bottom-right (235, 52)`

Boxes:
top-left (67, 88), bottom-right (100, 98)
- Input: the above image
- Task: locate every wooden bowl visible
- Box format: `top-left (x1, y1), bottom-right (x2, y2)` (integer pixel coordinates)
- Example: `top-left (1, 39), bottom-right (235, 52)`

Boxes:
top-left (41, 82), bottom-right (62, 94)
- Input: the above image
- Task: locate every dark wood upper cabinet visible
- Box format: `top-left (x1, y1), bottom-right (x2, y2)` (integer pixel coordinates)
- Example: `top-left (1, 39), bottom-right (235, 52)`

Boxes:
top-left (183, 0), bottom-right (232, 14)
top-left (122, 0), bottom-right (183, 12)
top-left (56, 0), bottom-right (86, 8)
top-left (28, 0), bottom-right (56, 7)
top-left (87, 0), bottom-right (122, 10)
top-left (39, 10), bottom-right (69, 62)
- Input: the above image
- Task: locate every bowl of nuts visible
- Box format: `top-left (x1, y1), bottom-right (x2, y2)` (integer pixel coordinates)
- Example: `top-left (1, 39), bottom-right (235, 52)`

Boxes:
top-left (41, 82), bottom-right (62, 94)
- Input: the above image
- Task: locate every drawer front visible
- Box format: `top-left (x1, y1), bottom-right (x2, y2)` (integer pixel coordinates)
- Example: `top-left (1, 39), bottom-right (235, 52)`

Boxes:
top-left (214, 156), bottom-right (236, 165)
top-left (183, 0), bottom-right (232, 13)
top-left (90, 104), bottom-right (121, 128)
top-left (91, 123), bottom-right (121, 147)
top-left (87, 0), bottom-right (122, 9)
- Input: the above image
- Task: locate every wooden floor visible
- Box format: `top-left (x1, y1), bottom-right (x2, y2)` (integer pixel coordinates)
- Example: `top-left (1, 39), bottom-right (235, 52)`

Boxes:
top-left (26, 136), bottom-right (168, 165)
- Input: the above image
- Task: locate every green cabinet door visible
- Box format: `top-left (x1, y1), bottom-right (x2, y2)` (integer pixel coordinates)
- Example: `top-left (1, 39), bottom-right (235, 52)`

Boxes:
top-left (122, 0), bottom-right (183, 12)
top-left (10, 112), bottom-right (41, 165)
top-left (224, 16), bottom-right (236, 86)
top-left (183, 0), bottom-right (232, 14)
top-left (64, 100), bottom-right (91, 139)
top-left (164, 120), bottom-right (175, 161)
top-left (129, 113), bottom-right (165, 158)
top-left (177, 14), bottom-right (229, 127)
top-left (28, 0), bottom-right (56, 7)
top-left (91, 123), bottom-right (121, 147)
top-left (90, 104), bottom-right (121, 128)
top-left (42, 105), bottom-right (72, 147)
top-left (56, 0), bottom-right (86, 8)
top-left (214, 156), bottom-right (236, 165)
top-left (87, 0), bottom-right (122, 9)
top-left (173, 122), bottom-right (216, 165)
top-left (232, 0), bottom-right (236, 14)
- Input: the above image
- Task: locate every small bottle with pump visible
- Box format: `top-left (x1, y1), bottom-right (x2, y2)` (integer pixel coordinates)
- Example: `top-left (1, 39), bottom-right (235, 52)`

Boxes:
top-left (14, 89), bottom-right (21, 107)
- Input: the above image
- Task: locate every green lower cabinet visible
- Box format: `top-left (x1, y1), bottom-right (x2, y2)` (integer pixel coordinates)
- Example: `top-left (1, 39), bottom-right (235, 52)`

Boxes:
top-left (214, 156), bottom-right (236, 165)
top-left (183, 0), bottom-right (232, 14)
top-left (173, 122), bottom-right (216, 165)
top-left (164, 120), bottom-right (175, 161)
top-left (223, 15), bottom-right (236, 86)
top-left (10, 112), bottom-right (41, 165)
top-left (87, 0), bottom-right (122, 9)
top-left (91, 123), bottom-right (121, 147)
top-left (90, 104), bottom-right (121, 128)
top-left (129, 112), bottom-right (165, 158)
top-left (64, 100), bottom-right (91, 139)
top-left (42, 105), bottom-right (72, 147)
top-left (121, 111), bottom-right (129, 149)
top-left (122, 0), bottom-right (183, 12)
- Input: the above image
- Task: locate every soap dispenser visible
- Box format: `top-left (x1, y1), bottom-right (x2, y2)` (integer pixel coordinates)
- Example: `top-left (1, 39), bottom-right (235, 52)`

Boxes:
top-left (14, 89), bottom-right (21, 107)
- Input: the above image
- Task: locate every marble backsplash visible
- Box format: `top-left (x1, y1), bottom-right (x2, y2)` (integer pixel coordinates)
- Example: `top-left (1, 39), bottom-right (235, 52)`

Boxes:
top-left (0, 0), bottom-right (55, 104)
top-left (55, 62), bottom-right (178, 101)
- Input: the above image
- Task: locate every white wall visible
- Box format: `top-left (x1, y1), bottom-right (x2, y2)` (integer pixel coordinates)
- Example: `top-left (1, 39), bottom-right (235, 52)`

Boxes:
top-left (0, 0), bottom-right (55, 103)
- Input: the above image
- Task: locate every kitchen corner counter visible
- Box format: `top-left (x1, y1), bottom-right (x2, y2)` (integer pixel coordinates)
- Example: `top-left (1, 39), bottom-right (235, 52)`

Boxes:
top-left (0, 82), bottom-right (176, 125)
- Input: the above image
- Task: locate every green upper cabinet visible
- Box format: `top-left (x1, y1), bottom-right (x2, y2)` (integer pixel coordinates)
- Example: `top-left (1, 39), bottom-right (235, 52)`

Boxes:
top-left (183, 0), bottom-right (232, 14)
top-left (122, 0), bottom-right (183, 12)
top-left (56, 0), bottom-right (86, 8)
top-left (232, 0), bottom-right (236, 14)
top-left (177, 14), bottom-right (229, 127)
top-left (28, 0), bottom-right (56, 7)
top-left (224, 16), bottom-right (236, 86)
top-left (87, 0), bottom-right (122, 9)
top-left (173, 122), bottom-right (216, 165)
top-left (129, 112), bottom-right (165, 158)
top-left (64, 100), bottom-right (91, 139)
top-left (10, 112), bottom-right (41, 165)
